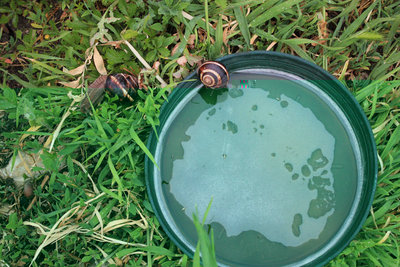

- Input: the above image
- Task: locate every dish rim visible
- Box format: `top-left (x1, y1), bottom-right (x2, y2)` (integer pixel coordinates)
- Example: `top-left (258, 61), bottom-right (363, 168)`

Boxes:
top-left (145, 51), bottom-right (378, 266)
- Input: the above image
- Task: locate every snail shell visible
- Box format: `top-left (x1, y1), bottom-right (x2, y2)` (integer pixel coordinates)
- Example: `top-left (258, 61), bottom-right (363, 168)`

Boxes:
top-left (198, 61), bottom-right (229, 89)
top-left (80, 75), bottom-right (107, 113)
top-left (80, 73), bottom-right (140, 113)
top-left (105, 73), bottom-right (139, 102)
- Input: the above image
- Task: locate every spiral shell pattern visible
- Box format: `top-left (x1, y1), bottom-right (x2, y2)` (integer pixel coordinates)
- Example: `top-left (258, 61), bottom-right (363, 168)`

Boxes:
top-left (105, 73), bottom-right (139, 101)
top-left (198, 61), bottom-right (229, 89)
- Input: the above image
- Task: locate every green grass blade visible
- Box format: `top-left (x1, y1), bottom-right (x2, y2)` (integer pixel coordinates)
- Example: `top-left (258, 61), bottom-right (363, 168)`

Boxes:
top-left (327, 0), bottom-right (359, 23)
top-left (350, 32), bottom-right (384, 40)
top-left (171, 16), bottom-right (201, 59)
top-left (249, 0), bottom-right (302, 28)
top-left (204, 0), bottom-right (210, 44)
top-left (192, 199), bottom-right (216, 267)
top-left (21, 52), bottom-right (62, 60)
top-left (282, 38), bottom-right (319, 46)
top-left (84, 145), bottom-right (106, 163)
top-left (340, 1), bottom-right (378, 40)
top-left (107, 156), bottom-right (123, 201)
top-left (211, 15), bottom-right (224, 58)
top-left (36, 31), bottom-right (70, 47)
top-left (355, 71), bottom-right (400, 102)
top-left (367, 87), bottom-right (378, 120)
top-left (99, 185), bottom-right (123, 202)
top-left (227, 0), bottom-right (264, 9)
top-left (8, 73), bottom-right (37, 89)
top-left (27, 58), bottom-right (71, 76)
top-left (286, 43), bottom-right (313, 62)
top-left (129, 125), bottom-right (159, 169)
top-left (94, 150), bottom-right (109, 173)
top-left (381, 126), bottom-right (400, 160)
top-left (91, 109), bottom-right (111, 149)
top-left (193, 242), bottom-right (201, 267)
top-left (116, 247), bottom-right (176, 258)
top-left (370, 51), bottom-right (400, 80)
top-left (234, 7), bottom-right (251, 49)
top-left (193, 214), bottom-right (217, 267)
top-left (384, 16), bottom-right (400, 54)
top-left (247, 0), bottom-right (280, 23)
top-left (202, 198), bottom-right (213, 225)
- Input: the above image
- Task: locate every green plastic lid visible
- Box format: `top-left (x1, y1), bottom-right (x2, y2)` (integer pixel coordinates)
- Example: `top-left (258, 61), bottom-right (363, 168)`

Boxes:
top-left (145, 51), bottom-right (377, 266)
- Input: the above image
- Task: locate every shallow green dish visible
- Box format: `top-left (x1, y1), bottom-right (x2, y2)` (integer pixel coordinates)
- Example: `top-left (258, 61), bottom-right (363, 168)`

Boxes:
top-left (145, 51), bottom-right (377, 266)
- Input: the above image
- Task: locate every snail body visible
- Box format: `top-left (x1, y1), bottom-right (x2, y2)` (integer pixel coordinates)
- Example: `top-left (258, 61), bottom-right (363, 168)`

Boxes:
top-left (80, 73), bottom-right (139, 113)
top-left (198, 61), bottom-right (229, 89)
top-left (105, 73), bottom-right (139, 102)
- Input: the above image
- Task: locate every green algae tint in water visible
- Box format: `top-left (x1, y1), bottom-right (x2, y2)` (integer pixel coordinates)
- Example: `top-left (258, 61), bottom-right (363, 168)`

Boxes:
top-left (156, 71), bottom-right (361, 266)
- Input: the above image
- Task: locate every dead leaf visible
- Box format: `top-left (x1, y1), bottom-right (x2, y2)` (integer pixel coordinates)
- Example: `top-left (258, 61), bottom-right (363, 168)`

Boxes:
top-left (93, 46), bottom-right (107, 76)
top-left (186, 54), bottom-right (202, 66)
top-left (0, 151), bottom-right (45, 187)
top-left (20, 125), bottom-right (42, 145)
top-left (0, 204), bottom-right (14, 215)
top-left (85, 47), bottom-right (94, 62)
top-left (59, 77), bottom-right (82, 88)
top-left (198, 28), bottom-right (206, 43)
top-left (114, 258), bottom-right (123, 266)
top-left (122, 256), bottom-right (131, 264)
top-left (16, 255), bottom-right (29, 267)
top-left (177, 56), bottom-right (187, 66)
top-left (231, 23), bottom-right (239, 32)
top-left (173, 67), bottom-right (186, 79)
top-left (59, 10), bottom-right (69, 20)
top-left (223, 27), bottom-right (230, 45)
top-left (0, 57), bottom-right (12, 64)
top-left (317, 12), bottom-right (329, 46)
top-left (65, 65), bottom-right (85, 76)
top-left (188, 34), bottom-right (196, 49)
top-left (152, 61), bottom-right (161, 72)
top-left (102, 40), bottom-right (124, 48)
top-left (209, 36), bottom-right (215, 44)
top-left (171, 42), bottom-right (180, 56)
top-left (181, 10), bottom-right (193, 20)
top-left (250, 34), bottom-right (258, 45)
top-left (188, 34), bottom-right (196, 45)
top-left (266, 41), bottom-right (277, 51)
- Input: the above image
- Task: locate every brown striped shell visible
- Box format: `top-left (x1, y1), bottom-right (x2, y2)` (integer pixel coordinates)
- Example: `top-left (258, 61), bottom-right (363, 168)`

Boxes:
top-left (198, 61), bottom-right (229, 89)
top-left (80, 74), bottom-right (140, 113)
top-left (80, 75), bottom-right (108, 113)
top-left (105, 73), bottom-right (139, 101)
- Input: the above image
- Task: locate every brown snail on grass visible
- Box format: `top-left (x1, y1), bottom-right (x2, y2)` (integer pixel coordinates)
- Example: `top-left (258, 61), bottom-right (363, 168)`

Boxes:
top-left (198, 61), bottom-right (229, 89)
top-left (80, 73), bottom-right (139, 113)
top-left (105, 73), bottom-right (139, 102)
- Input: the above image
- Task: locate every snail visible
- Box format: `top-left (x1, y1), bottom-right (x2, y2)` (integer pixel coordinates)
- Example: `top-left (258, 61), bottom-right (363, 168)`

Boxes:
top-left (105, 73), bottom-right (139, 102)
top-left (80, 73), bottom-right (139, 113)
top-left (198, 61), bottom-right (229, 89)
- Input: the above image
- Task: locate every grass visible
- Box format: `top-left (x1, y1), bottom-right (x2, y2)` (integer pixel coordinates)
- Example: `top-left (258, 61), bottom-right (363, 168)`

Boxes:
top-left (0, 0), bottom-right (399, 266)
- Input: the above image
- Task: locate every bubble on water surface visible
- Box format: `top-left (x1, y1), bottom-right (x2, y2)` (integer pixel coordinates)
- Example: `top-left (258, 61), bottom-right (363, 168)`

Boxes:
top-left (280, 100), bottom-right (289, 108)
top-left (302, 165), bottom-right (311, 177)
top-left (285, 163), bottom-right (293, 172)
